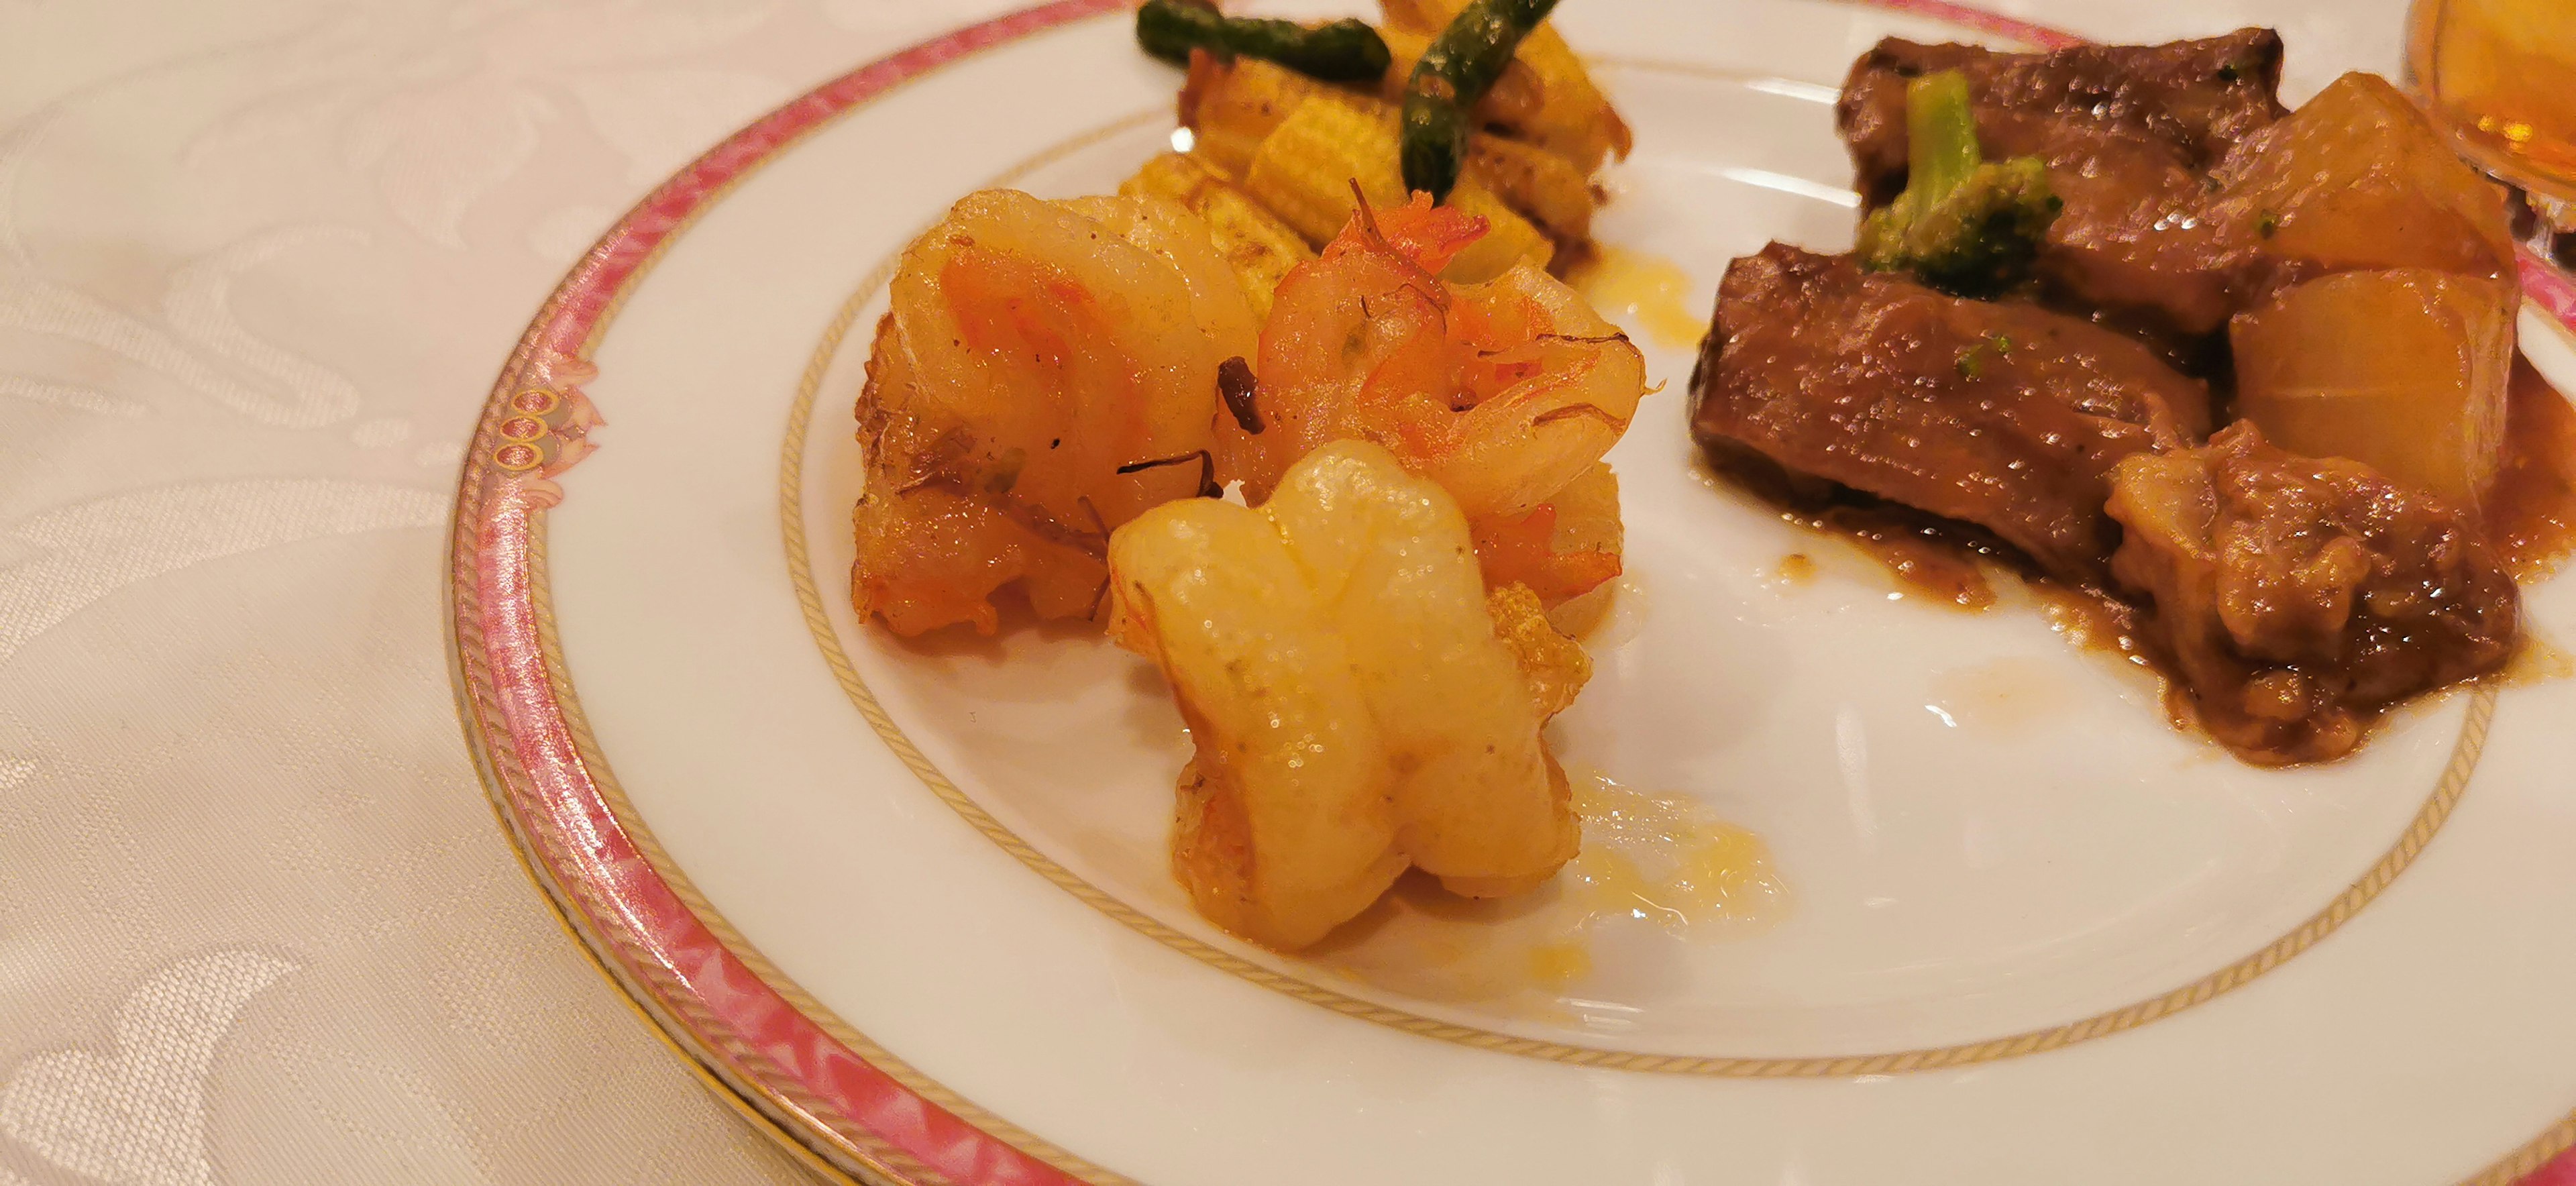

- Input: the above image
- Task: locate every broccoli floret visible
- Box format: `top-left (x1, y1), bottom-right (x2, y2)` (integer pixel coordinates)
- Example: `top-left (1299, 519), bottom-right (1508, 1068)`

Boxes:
top-left (1856, 70), bottom-right (2063, 299)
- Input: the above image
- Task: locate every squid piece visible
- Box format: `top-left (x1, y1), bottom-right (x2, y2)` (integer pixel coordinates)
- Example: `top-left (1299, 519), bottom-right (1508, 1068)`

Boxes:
top-left (1108, 441), bottom-right (1582, 949)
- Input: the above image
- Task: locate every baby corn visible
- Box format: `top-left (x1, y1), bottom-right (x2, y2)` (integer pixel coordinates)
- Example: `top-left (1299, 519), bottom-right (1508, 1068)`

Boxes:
top-left (1244, 93), bottom-right (1552, 282)
top-left (1119, 151), bottom-right (1316, 319)
top-left (1381, 0), bottom-right (1633, 172)
top-left (1177, 49), bottom-right (1312, 176)
top-left (1181, 56), bottom-right (1593, 248)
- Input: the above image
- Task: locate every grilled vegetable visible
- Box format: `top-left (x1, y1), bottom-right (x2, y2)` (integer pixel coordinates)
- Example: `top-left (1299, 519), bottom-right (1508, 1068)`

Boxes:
top-left (1399, 0), bottom-right (1560, 201)
top-left (1460, 124), bottom-right (1595, 244)
top-left (1854, 69), bottom-right (2062, 299)
top-left (1381, 0), bottom-right (1631, 172)
top-left (1242, 91), bottom-right (1552, 281)
top-left (1179, 54), bottom-right (1593, 246)
top-left (1178, 49), bottom-right (1319, 176)
top-left (1135, 0), bottom-right (1393, 83)
top-left (1119, 151), bottom-right (1317, 319)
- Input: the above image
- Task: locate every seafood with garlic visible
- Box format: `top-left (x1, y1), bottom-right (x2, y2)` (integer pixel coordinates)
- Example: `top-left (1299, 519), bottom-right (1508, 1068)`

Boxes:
top-left (851, 0), bottom-right (1642, 948)
top-left (1108, 441), bottom-right (1585, 950)
top-left (1234, 194), bottom-right (1646, 621)
top-left (851, 189), bottom-right (1257, 636)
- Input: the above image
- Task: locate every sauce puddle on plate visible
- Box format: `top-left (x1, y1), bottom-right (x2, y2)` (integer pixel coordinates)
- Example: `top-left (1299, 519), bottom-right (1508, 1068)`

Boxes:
top-left (1572, 246), bottom-right (1708, 350)
top-left (2490, 358), bottom-right (2576, 577)
top-left (1568, 775), bottom-right (1788, 935)
top-left (1310, 773), bottom-right (1786, 1008)
top-left (1927, 655), bottom-right (2080, 733)
top-left (1705, 357), bottom-right (2576, 746)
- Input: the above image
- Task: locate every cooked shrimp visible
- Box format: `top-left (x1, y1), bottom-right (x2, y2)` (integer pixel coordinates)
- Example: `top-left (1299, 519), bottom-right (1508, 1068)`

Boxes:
top-left (1474, 460), bottom-right (1624, 633)
top-left (1109, 441), bottom-right (1580, 950)
top-left (853, 189), bottom-right (1259, 635)
top-left (1230, 195), bottom-right (1645, 513)
top-left (1222, 195), bottom-right (1645, 610)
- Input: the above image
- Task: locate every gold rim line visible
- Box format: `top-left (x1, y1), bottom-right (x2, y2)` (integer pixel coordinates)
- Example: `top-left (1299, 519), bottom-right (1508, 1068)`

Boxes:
top-left (452, 485), bottom-right (903, 1186)
top-left (444, 7), bottom-right (1148, 1182)
top-left (1621, 7), bottom-right (2573, 1161)
top-left (781, 99), bottom-right (2506, 1077)
top-left (451, 323), bottom-right (1015, 1183)
top-left (421, 0), bottom-right (2576, 1174)
top-left (2469, 1108), bottom-right (2576, 1186)
top-left (503, 87), bottom-right (1150, 1178)
top-left (525, 527), bottom-right (1134, 1186)
top-left (453, 682), bottom-right (885, 1186)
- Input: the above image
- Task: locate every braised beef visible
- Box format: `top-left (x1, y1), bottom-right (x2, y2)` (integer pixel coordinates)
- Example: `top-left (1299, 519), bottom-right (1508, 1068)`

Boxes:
top-left (1837, 32), bottom-right (2288, 339)
top-left (2106, 423), bottom-right (2518, 764)
top-left (1839, 32), bottom-right (2288, 194)
top-left (1688, 244), bottom-right (2210, 584)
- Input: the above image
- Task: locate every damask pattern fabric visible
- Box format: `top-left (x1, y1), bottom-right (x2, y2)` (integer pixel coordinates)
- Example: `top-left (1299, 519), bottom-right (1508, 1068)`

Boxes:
top-left (0, 0), bottom-right (1039, 1181)
top-left (0, 0), bottom-right (2404, 1182)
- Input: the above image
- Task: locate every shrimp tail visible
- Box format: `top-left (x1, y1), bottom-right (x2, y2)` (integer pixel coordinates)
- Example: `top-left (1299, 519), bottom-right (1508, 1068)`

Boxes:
top-left (1326, 191), bottom-right (1489, 277)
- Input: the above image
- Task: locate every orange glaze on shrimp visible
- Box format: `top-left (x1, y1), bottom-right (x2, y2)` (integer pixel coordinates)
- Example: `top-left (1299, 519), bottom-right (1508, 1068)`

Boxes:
top-left (1226, 195), bottom-right (1648, 610)
top-left (854, 189), bottom-right (1258, 636)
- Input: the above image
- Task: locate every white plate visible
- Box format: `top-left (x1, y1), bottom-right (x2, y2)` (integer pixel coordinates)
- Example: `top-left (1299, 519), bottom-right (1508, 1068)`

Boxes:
top-left (448, 1), bottom-right (2576, 1182)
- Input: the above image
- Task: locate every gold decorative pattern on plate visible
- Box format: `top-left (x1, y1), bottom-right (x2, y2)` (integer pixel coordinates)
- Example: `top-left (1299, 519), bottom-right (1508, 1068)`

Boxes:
top-left (781, 101), bottom-right (2508, 1079)
top-left (446, 14), bottom-right (1155, 1180)
top-left (441, 10), bottom-right (2576, 1177)
top-left (530, 531), bottom-right (1134, 1186)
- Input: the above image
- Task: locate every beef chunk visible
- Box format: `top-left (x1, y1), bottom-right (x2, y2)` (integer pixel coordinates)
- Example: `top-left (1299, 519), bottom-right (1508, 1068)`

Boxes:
top-left (2106, 423), bottom-right (2518, 764)
top-left (1837, 31), bottom-right (2289, 338)
top-left (1688, 244), bottom-right (2210, 584)
top-left (1839, 31), bottom-right (2288, 191)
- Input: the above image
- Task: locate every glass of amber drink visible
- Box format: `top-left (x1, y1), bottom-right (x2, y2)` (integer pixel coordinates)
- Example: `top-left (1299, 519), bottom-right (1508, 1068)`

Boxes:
top-left (2408, 0), bottom-right (2576, 269)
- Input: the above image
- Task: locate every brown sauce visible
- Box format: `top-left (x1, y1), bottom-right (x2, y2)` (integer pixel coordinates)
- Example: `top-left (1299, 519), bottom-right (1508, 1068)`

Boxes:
top-left (1701, 352), bottom-right (2574, 760)
top-left (1715, 353), bottom-right (2575, 602)
top-left (1814, 506), bottom-right (2001, 610)
top-left (1703, 446), bottom-right (2003, 609)
top-left (2487, 358), bottom-right (2576, 578)
top-left (2026, 582), bottom-right (2159, 669)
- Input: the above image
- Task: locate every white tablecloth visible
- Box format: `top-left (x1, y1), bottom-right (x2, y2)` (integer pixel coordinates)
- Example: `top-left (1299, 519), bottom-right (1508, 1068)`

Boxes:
top-left (0, 0), bottom-right (2401, 1181)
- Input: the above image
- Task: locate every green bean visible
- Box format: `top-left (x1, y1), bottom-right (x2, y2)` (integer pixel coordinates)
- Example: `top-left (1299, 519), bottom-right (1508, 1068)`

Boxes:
top-left (1399, 0), bottom-right (1560, 201)
top-left (1134, 0), bottom-right (1392, 83)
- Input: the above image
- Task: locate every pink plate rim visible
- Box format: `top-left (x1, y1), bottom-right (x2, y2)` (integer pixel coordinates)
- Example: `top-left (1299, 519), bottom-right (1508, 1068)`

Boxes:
top-left (441, 1), bottom-right (2576, 1182)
